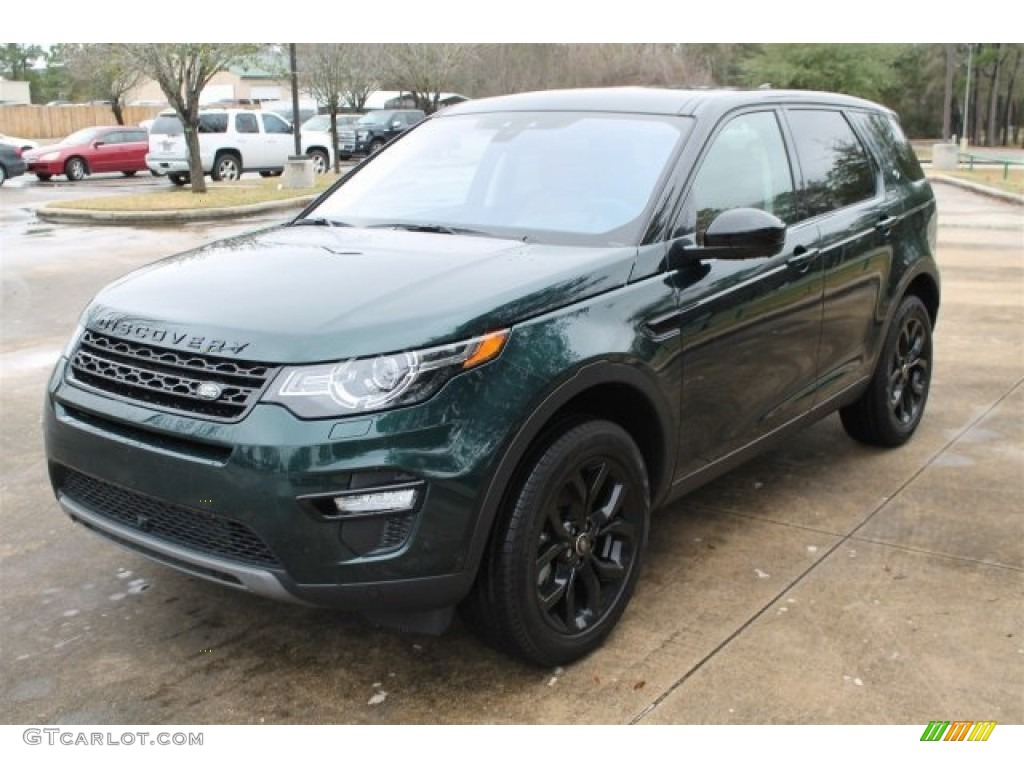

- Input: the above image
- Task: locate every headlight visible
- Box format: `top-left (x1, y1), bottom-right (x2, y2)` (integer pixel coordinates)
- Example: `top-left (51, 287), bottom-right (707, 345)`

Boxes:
top-left (39, 151), bottom-right (60, 162)
top-left (263, 330), bottom-right (509, 418)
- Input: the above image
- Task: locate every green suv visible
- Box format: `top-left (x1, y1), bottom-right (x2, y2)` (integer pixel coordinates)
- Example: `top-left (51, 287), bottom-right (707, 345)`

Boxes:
top-left (44, 88), bottom-right (939, 666)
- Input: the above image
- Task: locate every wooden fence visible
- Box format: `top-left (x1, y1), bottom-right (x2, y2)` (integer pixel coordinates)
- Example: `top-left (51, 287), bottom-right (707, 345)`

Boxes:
top-left (0, 105), bottom-right (167, 140)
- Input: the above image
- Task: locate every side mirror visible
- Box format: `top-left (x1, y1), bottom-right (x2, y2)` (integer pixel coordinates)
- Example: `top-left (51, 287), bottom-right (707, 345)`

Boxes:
top-left (668, 208), bottom-right (786, 269)
top-left (391, 121), bottom-right (402, 129)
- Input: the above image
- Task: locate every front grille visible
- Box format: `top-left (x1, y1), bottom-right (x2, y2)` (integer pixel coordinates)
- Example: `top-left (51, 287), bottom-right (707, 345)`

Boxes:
top-left (68, 330), bottom-right (277, 421)
top-left (60, 468), bottom-right (280, 567)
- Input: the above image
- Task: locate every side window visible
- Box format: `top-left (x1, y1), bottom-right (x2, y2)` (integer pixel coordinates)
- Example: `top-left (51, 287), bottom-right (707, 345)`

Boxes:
top-left (198, 114), bottom-right (228, 133)
top-left (235, 113), bottom-right (259, 134)
top-left (262, 113), bottom-right (291, 134)
top-left (125, 130), bottom-right (147, 143)
top-left (100, 132), bottom-right (121, 144)
top-left (690, 111), bottom-right (797, 240)
top-left (786, 110), bottom-right (878, 218)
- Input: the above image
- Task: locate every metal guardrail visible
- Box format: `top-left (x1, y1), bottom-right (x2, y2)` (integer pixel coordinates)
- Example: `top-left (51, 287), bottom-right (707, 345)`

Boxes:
top-left (959, 152), bottom-right (1024, 179)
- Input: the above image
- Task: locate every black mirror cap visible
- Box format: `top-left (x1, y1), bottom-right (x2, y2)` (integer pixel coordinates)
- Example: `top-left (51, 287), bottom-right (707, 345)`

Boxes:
top-left (704, 208), bottom-right (787, 259)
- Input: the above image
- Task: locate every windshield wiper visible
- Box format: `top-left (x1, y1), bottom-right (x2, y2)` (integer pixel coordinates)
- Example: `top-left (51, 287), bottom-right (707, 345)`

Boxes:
top-left (294, 216), bottom-right (352, 228)
top-left (368, 223), bottom-right (495, 238)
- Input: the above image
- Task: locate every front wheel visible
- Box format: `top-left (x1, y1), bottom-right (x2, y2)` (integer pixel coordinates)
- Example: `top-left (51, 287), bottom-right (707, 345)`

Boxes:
top-left (308, 149), bottom-right (328, 175)
top-left (0, 164), bottom-right (7, 185)
top-left (368, 139), bottom-right (385, 155)
top-left (840, 295), bottom-right (933, 447)
top-left (462, 420), bottom-right (650, 666)
top-left (211, 153), bottom-right (241, 182)
top-left (65, 157), bottom-right (87, 181)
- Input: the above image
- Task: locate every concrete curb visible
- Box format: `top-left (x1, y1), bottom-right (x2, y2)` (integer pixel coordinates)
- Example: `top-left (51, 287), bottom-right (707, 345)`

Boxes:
top-left (927, 174), bottom-right (1024, 206)
top-left (36, 194), bottom-right (320, 224)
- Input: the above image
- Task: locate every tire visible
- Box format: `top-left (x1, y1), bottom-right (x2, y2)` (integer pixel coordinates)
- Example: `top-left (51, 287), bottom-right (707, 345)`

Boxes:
top-left (64, 157), bottom-right (87, 182)
top-left (168, 172), bottom-right (188, 187)
top-left (461, 420), bottom-right (650, 667)
top-left (36, 174), bottom-right (52, 182)
top-left (0, 164), bottom-right (7, 185)
top-left (840, 295), bottom-right (933, 447)
top-left (122, 170), bottom-right (138, 177)
top-left (211, 153), bottom-right (241, 182)
top-left (368, 139), bottom-right (385, 155)
top-left (308, 149), bottom-right (328, 175)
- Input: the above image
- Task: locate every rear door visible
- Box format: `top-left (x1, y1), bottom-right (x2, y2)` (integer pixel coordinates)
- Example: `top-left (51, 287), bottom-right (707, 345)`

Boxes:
top-left (233, 112), bottom-right (264, 168)
top-left (674, 109), bottom-right (824, 477)
top-left (781, 108), bottom-right (890, 406)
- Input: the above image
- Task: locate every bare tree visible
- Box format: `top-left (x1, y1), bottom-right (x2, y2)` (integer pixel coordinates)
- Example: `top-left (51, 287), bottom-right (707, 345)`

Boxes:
top-left (385, 44), bottom-right (477, 113)
top-left (62, 44), bottom-right (146, 125)
top-left (124, 44), bottom-right (260, 193)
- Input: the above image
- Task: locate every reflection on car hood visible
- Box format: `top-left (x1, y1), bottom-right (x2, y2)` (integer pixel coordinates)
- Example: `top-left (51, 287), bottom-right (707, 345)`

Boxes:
top-left (84, 224), bottom-right (636, 363)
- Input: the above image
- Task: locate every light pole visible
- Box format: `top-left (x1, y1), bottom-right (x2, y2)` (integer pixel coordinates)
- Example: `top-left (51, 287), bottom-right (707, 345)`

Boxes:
top-left (961, 43), bottom-right (973, 151)
top-left (290, 43), bottom-right (301, 157)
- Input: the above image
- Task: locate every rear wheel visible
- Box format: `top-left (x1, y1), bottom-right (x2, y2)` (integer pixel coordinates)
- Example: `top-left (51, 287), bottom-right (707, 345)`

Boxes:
top-left (211, 153), bottom-right (241, 182)
top-left (168, 172), bottom-right (188, 186)
top-left (65, 157), bottom-right (87, 181)
top-left (462, 420), bottom-right (650, 667)
top-left (840, 295), bottom-right (933, 447)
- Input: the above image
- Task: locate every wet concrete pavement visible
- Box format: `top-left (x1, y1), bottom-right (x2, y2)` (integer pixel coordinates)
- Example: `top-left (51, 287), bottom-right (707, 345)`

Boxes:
top-left (0, 182), bottom-right (1021, 726)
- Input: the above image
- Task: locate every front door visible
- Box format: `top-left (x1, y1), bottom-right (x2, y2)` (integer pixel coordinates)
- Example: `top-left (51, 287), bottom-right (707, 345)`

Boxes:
top-left (673, 109), bottom-right (824, 479)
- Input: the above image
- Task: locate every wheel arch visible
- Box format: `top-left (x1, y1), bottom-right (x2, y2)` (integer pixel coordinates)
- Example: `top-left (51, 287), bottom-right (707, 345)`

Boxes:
top-left (462, 361), bottom-right (675, 580)
top-left (903, 271), bottom-right (940, 330)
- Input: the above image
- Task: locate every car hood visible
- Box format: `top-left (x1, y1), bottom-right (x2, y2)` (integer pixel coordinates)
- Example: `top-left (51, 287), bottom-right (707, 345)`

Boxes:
top-left (83, 224), bottom-right (637, 363)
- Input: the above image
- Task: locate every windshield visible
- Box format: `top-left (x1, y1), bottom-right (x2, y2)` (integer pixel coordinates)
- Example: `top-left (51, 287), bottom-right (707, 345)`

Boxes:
top-left (62, 128), bottom-right (101, 145)
top-left (358, 112), bottom-right (391, 126)
top-left (305, 111), bottom-right (690, 246)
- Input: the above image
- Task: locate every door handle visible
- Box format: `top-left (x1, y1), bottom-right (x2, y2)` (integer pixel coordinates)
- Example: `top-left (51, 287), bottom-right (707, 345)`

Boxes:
top-left (786, 246), bottom-right (819, 272)
top-left (875, 215), bottom-right (897, 235)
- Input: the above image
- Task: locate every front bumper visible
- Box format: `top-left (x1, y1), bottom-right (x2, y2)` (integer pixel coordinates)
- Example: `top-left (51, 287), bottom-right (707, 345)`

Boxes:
top-left (43, 354), bottom-right (522, 612)
top-left (27, 160), bottom-right (63, 175)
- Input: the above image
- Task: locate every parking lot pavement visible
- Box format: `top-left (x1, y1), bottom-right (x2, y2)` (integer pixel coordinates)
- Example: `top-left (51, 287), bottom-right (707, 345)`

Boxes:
top-left (0, 183), bottom-right (1020, 728)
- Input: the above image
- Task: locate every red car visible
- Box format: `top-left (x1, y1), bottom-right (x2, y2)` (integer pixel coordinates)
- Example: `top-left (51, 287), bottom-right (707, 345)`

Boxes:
top-left (23, 126), bottom-right (150, 182)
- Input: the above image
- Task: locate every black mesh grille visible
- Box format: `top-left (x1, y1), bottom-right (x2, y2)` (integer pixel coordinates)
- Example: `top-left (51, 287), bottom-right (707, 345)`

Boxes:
top-left (60, 469), bottom-right (280, 567)
top-left (67, 330), bottom-right (277, 421)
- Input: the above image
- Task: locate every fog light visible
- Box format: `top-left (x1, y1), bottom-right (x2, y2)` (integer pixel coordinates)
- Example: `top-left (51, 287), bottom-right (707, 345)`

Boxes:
top-left (333, 488), bottom-right (418, 516)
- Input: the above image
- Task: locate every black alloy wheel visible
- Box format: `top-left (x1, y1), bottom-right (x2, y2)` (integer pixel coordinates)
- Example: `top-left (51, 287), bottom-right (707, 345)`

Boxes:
top-left (462, 420), bottom-right (649, 666)
top-left (841, 295), bottom-right (933, 447)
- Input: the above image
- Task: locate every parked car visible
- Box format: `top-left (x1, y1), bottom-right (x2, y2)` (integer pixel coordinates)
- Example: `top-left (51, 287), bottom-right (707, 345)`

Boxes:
top-left (0, 142), bottom-right (28, 185)
top-left (301, 113), bottom-right (363, 134)
top-left (44, 87), bottom-right (939, 666)
top-left (0, 132), bottom-right (38, 151)
top-left (22, 126), bottom-right (149, 182)
top-left (337, 109), bottom-right (425, 158)
top-left (146, 108), bottom-right (335, 184)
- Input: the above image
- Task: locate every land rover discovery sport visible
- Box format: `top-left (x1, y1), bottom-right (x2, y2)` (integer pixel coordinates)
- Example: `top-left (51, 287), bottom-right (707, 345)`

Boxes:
top-left (45, 88), bottom-right (939, 666)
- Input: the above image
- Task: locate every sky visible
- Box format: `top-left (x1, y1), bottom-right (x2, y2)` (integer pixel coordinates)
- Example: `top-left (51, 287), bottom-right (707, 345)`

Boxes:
top-left (15, 2), bottom-right (981, 46)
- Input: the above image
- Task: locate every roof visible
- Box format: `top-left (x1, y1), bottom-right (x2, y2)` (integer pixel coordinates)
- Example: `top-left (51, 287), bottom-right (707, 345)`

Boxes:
top-left (442, 87), bottom-right (890, 118)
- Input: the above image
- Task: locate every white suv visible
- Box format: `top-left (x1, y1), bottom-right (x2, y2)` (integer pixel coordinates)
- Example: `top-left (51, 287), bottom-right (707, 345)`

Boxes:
top-left (146, 108), bottom-right (334, 185)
